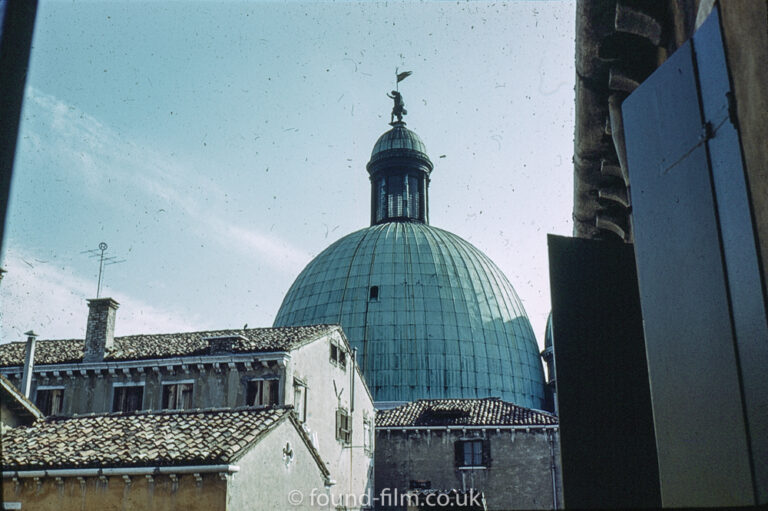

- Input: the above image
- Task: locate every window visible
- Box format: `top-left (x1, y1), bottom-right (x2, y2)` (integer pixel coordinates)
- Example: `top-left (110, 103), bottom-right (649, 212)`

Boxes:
top-left (369, 285), bottom-right (379, 300)
top-left (35, 387), bottom-right (64, 416)
top-left (112, 384), bottom-right (144, 412)
top-left (330, 342), bottom-right (346, 370)
top-left (293, 379), bottom-right (307, 422)
top-left (162, 382), bottom-right (193, 410)
top-left (336, 408), bottom-right (352, 444)
top-left (247, 379), bottom-right (279, 406)
top-left (363, 415), bottom-right (373, 455)
top-left (455, 439), bottom-right (489, 468)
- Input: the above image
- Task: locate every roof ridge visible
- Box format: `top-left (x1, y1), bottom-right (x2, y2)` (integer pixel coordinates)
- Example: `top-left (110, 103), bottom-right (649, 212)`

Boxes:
top-left (52, 405), bottom-right (292, 422)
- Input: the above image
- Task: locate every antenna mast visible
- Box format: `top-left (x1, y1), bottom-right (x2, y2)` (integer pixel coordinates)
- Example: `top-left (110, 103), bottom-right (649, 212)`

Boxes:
top-left (81, 242), bottom-right (126, 297)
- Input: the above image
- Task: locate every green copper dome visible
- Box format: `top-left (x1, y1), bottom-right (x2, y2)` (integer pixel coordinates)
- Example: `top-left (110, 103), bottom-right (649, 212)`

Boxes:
top-left (274, 106), bottom-right (546, 408)
top-left (369, 122), bottom-right (431, 164)
top-left (274, 222), bottom-right (546, 408)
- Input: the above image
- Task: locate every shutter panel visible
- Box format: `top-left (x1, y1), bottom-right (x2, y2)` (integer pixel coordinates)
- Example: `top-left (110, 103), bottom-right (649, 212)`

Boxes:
top-left (482, 438), bottom-right (492, 468)
top-left (454, 440), bottom-right (464, 466)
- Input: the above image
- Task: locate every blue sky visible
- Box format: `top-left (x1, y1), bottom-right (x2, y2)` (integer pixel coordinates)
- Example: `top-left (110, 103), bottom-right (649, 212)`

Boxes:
top-left (1, 0), bottom-right (575, 349)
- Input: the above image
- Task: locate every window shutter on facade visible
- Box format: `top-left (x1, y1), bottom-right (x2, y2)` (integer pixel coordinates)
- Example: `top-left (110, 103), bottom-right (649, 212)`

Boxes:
top-left (482, 438), bottom-right (492, 468)
top-left (454, 440), bottom-right (463, 466)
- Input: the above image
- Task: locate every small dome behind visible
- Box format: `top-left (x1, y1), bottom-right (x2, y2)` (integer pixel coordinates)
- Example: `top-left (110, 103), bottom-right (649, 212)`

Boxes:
top-left (369, 122), bottom-right (431, 164)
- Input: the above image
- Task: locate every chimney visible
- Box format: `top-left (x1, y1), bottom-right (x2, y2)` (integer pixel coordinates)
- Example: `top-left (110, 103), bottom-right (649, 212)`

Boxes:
top-left (84, 298), bottom-right (119, 363)
top-left (21, 330), bottom-right (37, 398)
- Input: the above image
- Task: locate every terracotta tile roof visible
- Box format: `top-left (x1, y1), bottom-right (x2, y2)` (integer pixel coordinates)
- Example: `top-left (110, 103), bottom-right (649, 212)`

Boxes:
top-left (376, 398), bottom-right (558, 427)
top-left (0, 325), bottom-right (338, 367)
top-left (2, 407), bottom-right (293, 470)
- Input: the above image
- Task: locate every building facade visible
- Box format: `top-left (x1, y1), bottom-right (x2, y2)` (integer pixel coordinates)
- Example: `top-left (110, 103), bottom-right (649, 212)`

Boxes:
top-left (375, 398), bottom-right (561, 511)
top-left (2, 407), bottom-right (331, 510)
top-left (0, 298), bottom-right (375, 509)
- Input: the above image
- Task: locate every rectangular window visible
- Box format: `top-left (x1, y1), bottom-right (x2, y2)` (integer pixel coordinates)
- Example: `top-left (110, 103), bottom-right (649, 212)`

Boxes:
top-left (330, 342), bottom-right (347, 370)
top-left (293, 379), bottom-right (307, 422)
top-left (363, 415), bottom-right (373, 455)
top-left (162, 382), bottom-right (194, 410)
top-left (35, 387), bottom-right (64, 416)
top-left (456, 439), bottom-right (488, 467)
top-left (112, 385), bottom-right (144, 413)
top-left (336, 408), bottom-right (352, 444)
top-left (247, 379), bottom-right (279, 406)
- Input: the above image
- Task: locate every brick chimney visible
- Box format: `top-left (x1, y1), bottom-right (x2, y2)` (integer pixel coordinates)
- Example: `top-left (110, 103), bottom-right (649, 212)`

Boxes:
top-left (84, 298), bottom-right (119, 362)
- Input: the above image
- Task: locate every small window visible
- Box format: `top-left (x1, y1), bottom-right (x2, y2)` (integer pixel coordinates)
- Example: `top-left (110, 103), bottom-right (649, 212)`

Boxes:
top-left (112, 385), bottom-right (144, 413)
top-left (456, 439), bottom-right (488, 467)
top-left (162, 382), bottom-right (194, 410)
top-left (35, 387), bottom-right (64, 416)
top-left (336, 408), bottom-right (352, 444)
top-left (369, 285), bottom-right (379, 300)
top-left (330, 342), bottom-right (347, 370)
top-left (363, 415), bottom-right (373, 455)
top-left (247, 379), bottom-right (279, 406)
top-left (293, 379), bottom-right (307, 423)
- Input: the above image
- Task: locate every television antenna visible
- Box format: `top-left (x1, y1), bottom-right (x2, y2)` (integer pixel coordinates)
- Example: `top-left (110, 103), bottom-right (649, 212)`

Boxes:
top-left (81, 242), bottom-right (126, 298)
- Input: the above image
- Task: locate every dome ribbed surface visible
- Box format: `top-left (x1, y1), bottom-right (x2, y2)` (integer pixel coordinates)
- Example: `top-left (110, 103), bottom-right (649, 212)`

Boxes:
top-left (274, 222), bottom-right (546, 408)
top-left (370, 123), bottom-right (429, 161)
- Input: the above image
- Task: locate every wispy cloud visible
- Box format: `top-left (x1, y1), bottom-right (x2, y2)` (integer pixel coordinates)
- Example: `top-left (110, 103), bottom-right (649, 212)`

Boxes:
top-left (0, 248), bottom-right (208, 342)
top-left (19, 86), bottom-right (308, 273)
top-left (207, 219), bottom-right (312, 272)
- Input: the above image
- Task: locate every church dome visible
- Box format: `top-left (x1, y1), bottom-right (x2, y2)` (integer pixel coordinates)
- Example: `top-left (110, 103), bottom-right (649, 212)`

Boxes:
top-left (274, 221), bottom-right (546, 408)
top-left (274, 98), bottom-right (546, 408)
top-left (369, 122), bottom-right (431, 165)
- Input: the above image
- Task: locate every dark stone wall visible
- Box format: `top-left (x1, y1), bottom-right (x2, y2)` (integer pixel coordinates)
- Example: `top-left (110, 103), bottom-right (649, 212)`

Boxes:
top-left (374, 428), bottom-right (561, 510)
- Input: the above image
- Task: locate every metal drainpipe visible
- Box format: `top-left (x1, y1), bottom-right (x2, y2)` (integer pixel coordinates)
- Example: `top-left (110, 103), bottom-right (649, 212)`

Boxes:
top-left (351, 347), bottom-right (356, 413)
top-left (548, 429), bottom-right (559, 509)
top-left (21, 330), bottom-right (37, 398)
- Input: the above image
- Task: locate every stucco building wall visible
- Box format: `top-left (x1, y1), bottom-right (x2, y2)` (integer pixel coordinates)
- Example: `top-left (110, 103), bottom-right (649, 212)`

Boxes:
top-left (375, 427), bottom-right (561, 511)
top-left (1, 473), bottom-right (227, 511)
top-left (1, 360), bottom-right (283, 416)
top-left (289, 329), bottom-right (375, 509)
top-left (227, 416), bottom-right (330, 510)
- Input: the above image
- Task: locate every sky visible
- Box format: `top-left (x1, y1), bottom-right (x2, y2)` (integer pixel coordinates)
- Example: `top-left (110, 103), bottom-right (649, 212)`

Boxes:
top-left (0, 0), bottom-right (575, 350)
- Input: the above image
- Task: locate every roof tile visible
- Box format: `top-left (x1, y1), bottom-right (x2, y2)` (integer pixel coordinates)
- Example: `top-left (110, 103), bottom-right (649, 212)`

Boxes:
top-left (376, 398), bottom-right (558, 427)
top-left (2, 407), bottom-right (291, 470)
top-left (0, 325), bottom-right (337, 367)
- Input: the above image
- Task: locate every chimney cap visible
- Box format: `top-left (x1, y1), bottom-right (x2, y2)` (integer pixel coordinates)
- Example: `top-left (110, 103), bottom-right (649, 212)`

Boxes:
top-left (24, 330), bottom-right (38, 338)
top-left (86, 297), bottom-right (120, 307)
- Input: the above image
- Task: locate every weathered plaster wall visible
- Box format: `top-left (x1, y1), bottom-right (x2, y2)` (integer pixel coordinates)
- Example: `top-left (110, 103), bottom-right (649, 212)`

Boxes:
top-left (1, 472), bottom-right (226, 511)
top-left (289, 330), bottom-right (375, 510)
top-left (3, 360), bottom-right (282, 415)
top-left (227, 417), bottom-right (329, 510)
top-left (375, 428), bottom-right (561, 511)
